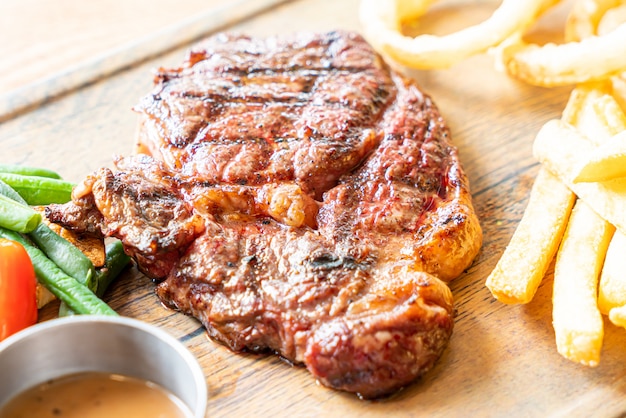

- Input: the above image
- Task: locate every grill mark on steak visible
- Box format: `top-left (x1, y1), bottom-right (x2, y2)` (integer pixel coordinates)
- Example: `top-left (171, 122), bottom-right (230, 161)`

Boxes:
top-left (136, 31), bottom-right (394, 200)
top-left (47, 30), bottom-right (482, 399)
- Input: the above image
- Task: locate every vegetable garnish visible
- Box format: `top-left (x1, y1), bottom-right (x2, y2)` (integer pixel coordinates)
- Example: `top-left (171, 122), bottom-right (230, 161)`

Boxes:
top-left (0, 238), bottom-right (38, 341)
top-left (0, 163), bottom-right (62, 179)
top-left (59, 240), bottom-right (131, 317)
top-left (0, 172), bottom-right (74, 205)
top-left (0, 227), bottom-right (117, 317)
top-left (0, 178), bottom-right (95, 284)
top-left (0, 165), bottom-right (126, 319)
top-left (0, 194), bottom-right (41, 233)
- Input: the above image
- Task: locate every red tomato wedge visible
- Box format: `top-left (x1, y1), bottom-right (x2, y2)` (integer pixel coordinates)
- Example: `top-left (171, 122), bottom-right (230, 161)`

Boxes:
top-left (0, 238), bottom-right (38, 341)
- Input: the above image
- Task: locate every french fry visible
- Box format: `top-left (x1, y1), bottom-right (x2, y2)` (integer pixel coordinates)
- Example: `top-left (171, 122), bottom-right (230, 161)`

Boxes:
top-left (587, 93), bottom-right (626, 137)
top-left (533, 119), bottom-right (626, 235)
top-left (611, 73), bottom-right (626, 113)
top-left (483, 86), bottom-right (598, 304)
top-left (608, 305), bottom-right (626, 328)
top-left (573, 130), bottom-right (626, 182)
top-left (598, 231), bottom-right (626, 318)
top-left (561, 82), bottom-right (626, 140)
top-left (485, 168), bottom-right (575, 304)
top-left (567, 86), bottom-right (626, 184)
top-left (31, 207), bottom-right (106, 308)
top-left (552, 200), bottom-right (614, 366)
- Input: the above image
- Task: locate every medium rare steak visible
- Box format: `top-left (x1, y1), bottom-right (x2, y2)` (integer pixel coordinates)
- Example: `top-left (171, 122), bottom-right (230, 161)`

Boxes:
top-left (47, 30), bottom-right (482, 398)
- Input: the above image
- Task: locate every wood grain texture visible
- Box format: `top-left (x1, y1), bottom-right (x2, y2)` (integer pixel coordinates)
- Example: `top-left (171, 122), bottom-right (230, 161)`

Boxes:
top-left (0, 0), bottom-right (291, 121)
top-left (4, 0), bottom-right (626, 417)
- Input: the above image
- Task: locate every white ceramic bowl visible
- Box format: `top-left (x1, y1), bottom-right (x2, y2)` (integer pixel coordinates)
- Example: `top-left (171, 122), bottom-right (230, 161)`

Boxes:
top-left (0, 315), bottom-right (207, 417)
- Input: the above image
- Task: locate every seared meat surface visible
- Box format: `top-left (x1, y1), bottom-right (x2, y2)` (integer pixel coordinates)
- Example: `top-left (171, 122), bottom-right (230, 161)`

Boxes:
top-left (135, 31), bottom-right (390, 201)
top-left (47, 31), bottom-right (482, 398)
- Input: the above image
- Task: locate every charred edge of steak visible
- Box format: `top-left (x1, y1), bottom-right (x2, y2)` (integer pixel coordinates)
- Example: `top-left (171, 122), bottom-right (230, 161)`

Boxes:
top-left (45, 196), bottom-right (104, 238)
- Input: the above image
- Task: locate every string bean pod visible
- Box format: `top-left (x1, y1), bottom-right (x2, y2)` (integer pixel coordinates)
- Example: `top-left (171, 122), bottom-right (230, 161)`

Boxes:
top-left (0, 227), bottom-right (117, 316)
top-left (0, 194), bottom-right (41, 233)
top-left (0, 173), bottom-right (74, 205)
top-left (59, 240), bottom-right (130, 316)
top-left (0, 163), bottom-right (62, 179)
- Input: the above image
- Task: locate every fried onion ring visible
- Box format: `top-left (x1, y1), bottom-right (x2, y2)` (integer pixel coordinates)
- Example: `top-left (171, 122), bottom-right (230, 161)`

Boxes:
top-left (500, 0), bottom-right (626, 87)
top-left (358, 0), bottom-right (560, 69)
top-left (565, 0), bottom-right (624, 41)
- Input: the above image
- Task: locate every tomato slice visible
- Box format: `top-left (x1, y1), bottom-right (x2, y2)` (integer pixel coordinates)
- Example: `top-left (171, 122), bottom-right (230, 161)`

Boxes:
top-left (0, 238), bottom-right (38, 341)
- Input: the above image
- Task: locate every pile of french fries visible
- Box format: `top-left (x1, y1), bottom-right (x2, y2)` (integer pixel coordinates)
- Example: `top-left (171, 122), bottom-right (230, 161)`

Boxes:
top-left (486, 4), bottom-right (626, 366)
top-left (486, 81), bottom-right (626, 366)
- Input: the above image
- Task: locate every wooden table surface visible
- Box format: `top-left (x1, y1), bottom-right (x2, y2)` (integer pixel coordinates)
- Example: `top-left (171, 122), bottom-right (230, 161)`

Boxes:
top-left (3, 0), bottom-right (626, 417)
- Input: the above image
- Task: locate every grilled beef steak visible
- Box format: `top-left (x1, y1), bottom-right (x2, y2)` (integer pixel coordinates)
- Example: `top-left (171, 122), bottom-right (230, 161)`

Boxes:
top-left (47, 31), bottom-right (482, 398)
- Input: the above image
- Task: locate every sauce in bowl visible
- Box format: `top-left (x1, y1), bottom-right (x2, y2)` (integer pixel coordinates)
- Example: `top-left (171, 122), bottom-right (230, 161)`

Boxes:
top-left (0, 371), bottom-right (193, 418)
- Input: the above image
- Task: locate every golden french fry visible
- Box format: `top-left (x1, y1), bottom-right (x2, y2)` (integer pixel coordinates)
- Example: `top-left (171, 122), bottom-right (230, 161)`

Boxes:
top-left (531, 122), bottom-right (591, 184)
top-left (484, 85), bottom-right (602, 305)
top-left (608, 305), bottom-right (626, 327)
top-left (533, 119), bottom-right (626, 235)
top-left (500, 23), bottom-right (626, 87)
top-left (611, 72), bottom-right (626, 112)
top-left (552, 200), bottom-right (614, 366)
top-left (485, 168), bottom-right (575, 304)
top-left (598, 230), bottom-right (626, 317)
top-left (560, 81), bottom-right (615, 130)
top-left (358, 0), bottom-right (559, 69)
top-left (573, 130), bottom-right (626, 182)
top-left (564, 83), bottom-right (626, 182)
top-left (588, 93), bottom-right (626, 137)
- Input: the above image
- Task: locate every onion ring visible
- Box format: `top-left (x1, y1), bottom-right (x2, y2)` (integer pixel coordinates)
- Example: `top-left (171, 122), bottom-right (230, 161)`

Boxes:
top-left (358, 0), bottom-right (560, 69)
top-left (565, 0), bottom-right (623, 41)
top-left (499, 0), bottom-right (626, 87)
top-left (500, 20), bottom-right (626, 87)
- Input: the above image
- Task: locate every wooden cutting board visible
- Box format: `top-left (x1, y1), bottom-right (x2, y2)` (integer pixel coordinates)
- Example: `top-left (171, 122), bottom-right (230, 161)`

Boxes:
top-left (2, 0), bottom-right (626, 417)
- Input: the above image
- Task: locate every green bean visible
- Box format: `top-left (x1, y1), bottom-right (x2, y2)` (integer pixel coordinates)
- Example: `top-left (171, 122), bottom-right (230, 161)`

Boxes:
top-left (0, 163), bottom-right (62, 179)
top-left (0, 178), bottom-right (96, 283)
top-left (29, 222), bottom-right (95, 284)
top-left (0, 173), bottom-right (74, 205)
top-left (57, 301), bottom-right (75, 317)
top-left (0, 227), bottom-right (117, 316)
top-left (0, 178), bottom-right (27, 203)
top-left (93, 240), bottom-right (131, 297)
top-left (0, 194), bottom-right (41, 233)
top-left (60, 240), bottom-right (130, 316)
